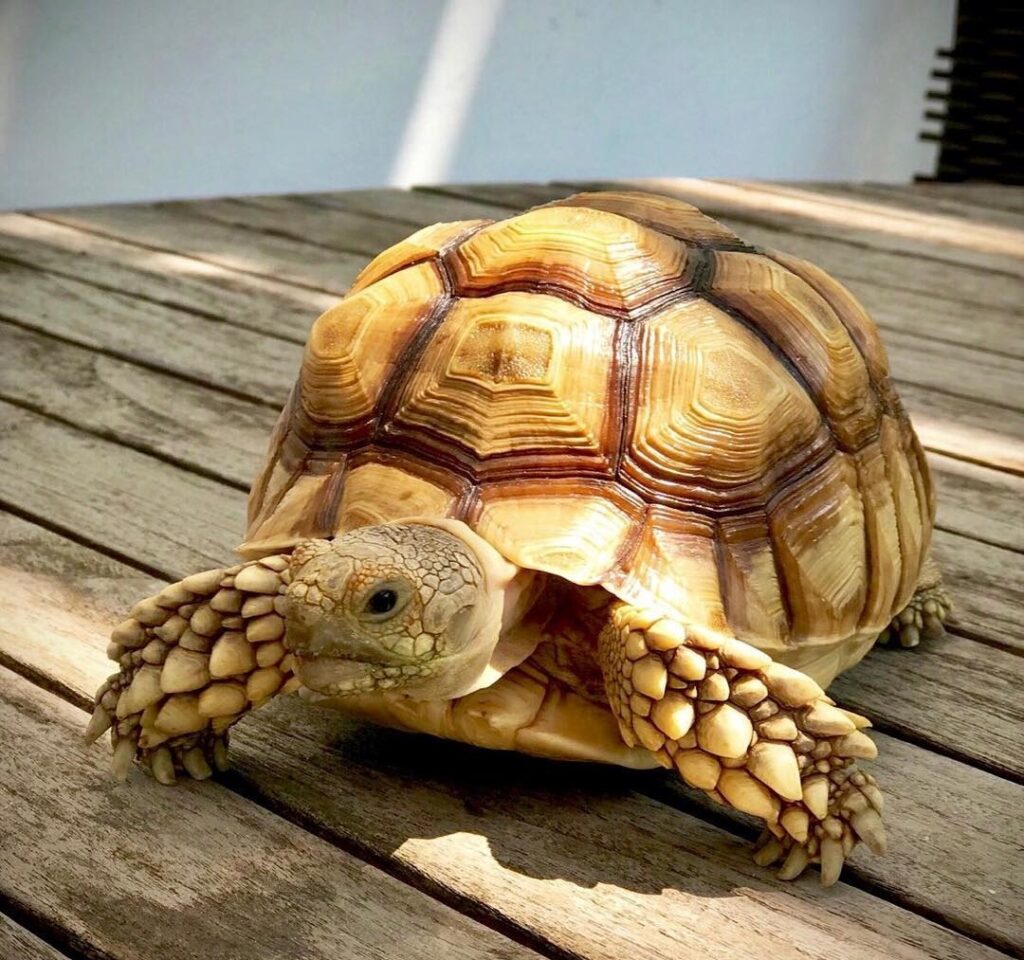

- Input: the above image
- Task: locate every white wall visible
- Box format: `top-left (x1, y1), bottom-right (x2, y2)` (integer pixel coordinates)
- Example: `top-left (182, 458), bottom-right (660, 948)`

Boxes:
top-left (0, 0), bottom-right (955, 210)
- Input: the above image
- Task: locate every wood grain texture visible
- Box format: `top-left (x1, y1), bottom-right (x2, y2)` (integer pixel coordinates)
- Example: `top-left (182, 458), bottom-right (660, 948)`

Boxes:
top-left (0, 514), bottom-right (1011, 960)
top-left (35, 203), bottom-right (366, 293)
top-left (579, 179), bottom-right (1024, 279)
top-left (0, 667), bottom-right (539, 960)
top-left (0, 257), bottom-right (302, 407)
top-left (0, 914), bottom-right (68, 960)
top-left (445, 182), bottom-right (1024, 315)
top-left (0, 321), bottom-right (276, 488)
top-left (0, 212), bottom-right (335, 342)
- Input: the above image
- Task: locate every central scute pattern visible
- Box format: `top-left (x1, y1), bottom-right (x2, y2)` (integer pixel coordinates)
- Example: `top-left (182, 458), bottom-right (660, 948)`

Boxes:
top-left (243, 191), bottom-right (933, 655)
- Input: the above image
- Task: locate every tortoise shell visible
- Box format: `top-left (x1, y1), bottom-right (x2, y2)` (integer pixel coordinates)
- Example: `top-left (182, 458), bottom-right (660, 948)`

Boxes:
top-left (242, 191), bottom-right (934, 654)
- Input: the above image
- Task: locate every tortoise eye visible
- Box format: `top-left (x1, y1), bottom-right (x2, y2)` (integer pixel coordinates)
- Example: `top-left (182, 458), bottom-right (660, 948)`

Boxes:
top-left (366, 588), bottom-right (398, 615)
top-left (361, 581), bottom-right (410, 620)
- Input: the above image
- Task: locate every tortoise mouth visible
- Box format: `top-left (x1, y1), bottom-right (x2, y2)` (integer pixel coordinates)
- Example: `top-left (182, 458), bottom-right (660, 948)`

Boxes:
top-left (293, 653), bottom-right (421, 697)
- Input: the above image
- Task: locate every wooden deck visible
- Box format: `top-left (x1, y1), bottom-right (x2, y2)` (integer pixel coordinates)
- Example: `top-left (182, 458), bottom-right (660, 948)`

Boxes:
top-left (0, 180), bottom-right (1021, 960)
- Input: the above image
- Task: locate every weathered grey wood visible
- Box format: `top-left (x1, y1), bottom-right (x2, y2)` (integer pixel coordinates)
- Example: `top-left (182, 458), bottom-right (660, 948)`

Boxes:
top-left (931, 529), bottom-right (1024, 654)
top-left (795, 182), bottom-right (1024, 232)
top-left (0, 914), bottom-right (67, 960)
top-left (428, 184), bottom-right (1024, 314)
top-left (0, 212), bottom-right (335, 342)
top-left (0, 402), bottom-right (245, 576)
top-left (658, 729), bottom-right (1024, 955)
top-left (0, 321), bottom-right (275, 488)
top-left (0, 667), bottom-right (540, 960)
top-left (35, 203), bottom-right (368, 293)
top-left (567, 179), bottom-right (1024, 278)
top-left (0, 257), bottom-right (302, 407)
top-left (0, 514), bottom-right (1011, 959)
top-left (930, 453), bottom-right (1024, 552)
top-left (159, 195), bottom-right (415, 257)
top-left (900, 382), bottom-right (1024, 477)
top-left (300, 187), bottom-right (510, 225)
top-left (910, 183), bottom-right (1024, 217)
top-left (832, 608), bottom-right (1024, 779)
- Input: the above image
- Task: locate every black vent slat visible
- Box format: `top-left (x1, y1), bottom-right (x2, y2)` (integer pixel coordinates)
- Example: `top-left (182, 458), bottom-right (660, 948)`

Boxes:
top-left (918, 0), bottom-right (1024, 183)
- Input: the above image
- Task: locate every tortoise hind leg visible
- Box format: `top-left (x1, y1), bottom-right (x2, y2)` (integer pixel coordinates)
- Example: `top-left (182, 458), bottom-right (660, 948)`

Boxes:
top-left (86, 555), bottom-right (300, 784)
top-left (879, 553), bottom-right (951, 649)
top-left (598, 602), bottom-right (886, 887)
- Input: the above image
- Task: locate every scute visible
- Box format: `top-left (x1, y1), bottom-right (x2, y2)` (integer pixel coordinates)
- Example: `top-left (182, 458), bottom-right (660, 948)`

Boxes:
top-left (242, 190), bottom-right (933, 658)
top-left (623, 296), bottom-right (831, 508)
top-left (449, 205), bottom-right (689, 314)
top-left (385, 292), bottom-right (618, 475)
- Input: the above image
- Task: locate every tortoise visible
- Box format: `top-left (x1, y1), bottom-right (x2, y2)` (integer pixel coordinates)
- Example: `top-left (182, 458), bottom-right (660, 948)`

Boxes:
top-left (89, 190), bottom-right (951, 886)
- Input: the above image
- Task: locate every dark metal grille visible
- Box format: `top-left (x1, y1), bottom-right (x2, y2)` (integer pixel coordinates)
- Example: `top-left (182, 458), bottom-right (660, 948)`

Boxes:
top-left (922, 0), bottom-right (1024, 183)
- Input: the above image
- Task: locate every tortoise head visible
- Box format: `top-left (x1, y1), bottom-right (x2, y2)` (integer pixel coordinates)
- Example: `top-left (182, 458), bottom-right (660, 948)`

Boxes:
top-left (283, 520), bottom-right (541, 700)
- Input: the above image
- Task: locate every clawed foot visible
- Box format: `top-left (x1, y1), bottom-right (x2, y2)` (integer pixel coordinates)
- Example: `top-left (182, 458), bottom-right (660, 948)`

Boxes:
top-left (879, 584), bottom-right (951, 648)
top-left (751, 768), bottom-right (886, 886)
top-left (89, 674), bottom-right (231, 784)
top-left (85, 556), bottom-right (299, 784)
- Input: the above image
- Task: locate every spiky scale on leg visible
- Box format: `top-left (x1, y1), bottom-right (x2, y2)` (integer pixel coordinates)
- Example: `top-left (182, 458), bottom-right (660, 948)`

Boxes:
top-left (599, 602), bottom-right (887, 887)
top-left (88, 555), bottom-right (299, 783)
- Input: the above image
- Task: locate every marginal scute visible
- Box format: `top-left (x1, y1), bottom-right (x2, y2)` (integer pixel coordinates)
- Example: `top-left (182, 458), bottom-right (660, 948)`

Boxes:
top-left (716, 512), bottom-right (789, 648)
top-left (334, 460), bottom-right (461, 533)
top-left (769, 453), bottom-right (867, 643)
top-left (709, 250), bottom-right (881, 451)
top-left (449, 205), bottom-right (688, 314)
top-left (546, 190), bottom-right (743, 246)
top-left (351, 219), bottom-right (490, 291)
top-left (616, 509), bottom-right (727, 632)
top-left (301, 261), bottom-right (445, 424)
top-left (475, 481), bottom-right (643, 584)
top-left (853, 440), bottom-right (902, 630)
top-left (880, 415), bottom-right (924, 610)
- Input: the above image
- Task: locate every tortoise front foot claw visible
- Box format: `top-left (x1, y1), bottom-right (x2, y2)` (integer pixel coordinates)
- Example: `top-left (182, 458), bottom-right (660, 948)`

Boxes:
top-left (86, 557), bottom-right (299, 784)
top-left (753, 770), bottom-right (886, 886)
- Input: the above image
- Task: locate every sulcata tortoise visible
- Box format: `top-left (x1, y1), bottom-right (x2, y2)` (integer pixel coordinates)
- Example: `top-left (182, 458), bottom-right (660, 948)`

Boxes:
top-left (89, 190), bottom-right (950, 886)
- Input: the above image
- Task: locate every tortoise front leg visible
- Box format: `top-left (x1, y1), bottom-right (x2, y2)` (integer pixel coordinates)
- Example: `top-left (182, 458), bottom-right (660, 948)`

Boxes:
top-left (86, 555), bottom-right (299, 784)
top-left (599, 602), bottom-right (885, 886)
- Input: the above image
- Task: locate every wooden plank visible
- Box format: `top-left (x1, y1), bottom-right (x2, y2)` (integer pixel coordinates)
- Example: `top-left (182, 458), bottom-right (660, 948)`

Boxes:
top-left (0, 915), bottom-right (67, 960)
top-left (299, 187), bottom-right (510, 225)
top-left (580, 178), bottom-right (1024, 278)
top-left (932, 530), bottom-right (1024, 655)
top-left (930, 453), bottom-right (1024, 553)
top-left (0, 212), bottom-right (335, 343)
top-left (0, 321), bottom-right (276, 488)
top-left (0, 402), bottom-right (245, 577)
top-left (0, 668), bottom-right (540, 960)
top-left (0, 257), bottom-right (302, 407)
top-left (34, 204), bottom-right (368, 293)
top-left (429, 184), bottom-right (1024, 315)
top-left (831, 621), bottom-right (1024, 782)
top-left (905, 184), bottom-right (1024, 217)
top-left (0, 514), bottom-right (1011, 960)
top-left (901, 382), bottom-right (1024, 477)
top-left (795, 183), bottom-right (1024, 232)
top-left (159, 195), bottom-right (415, 257)
top-left (659, 729), bottom-right (1024, 955)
